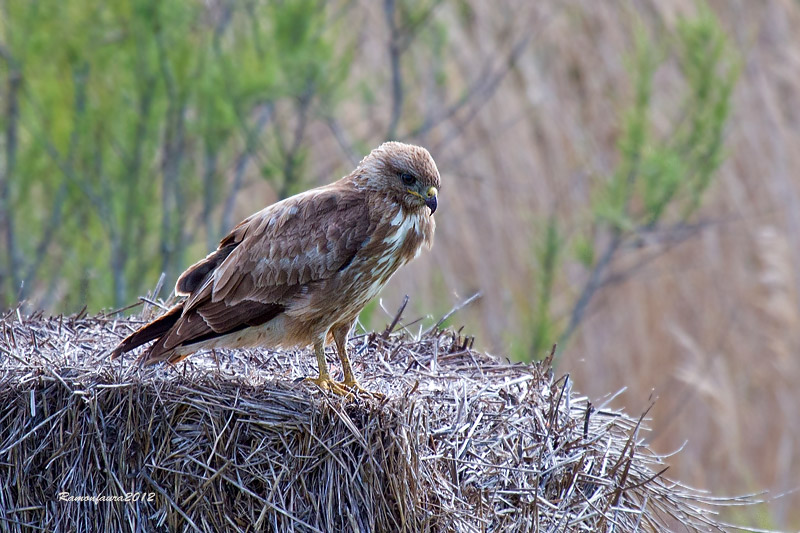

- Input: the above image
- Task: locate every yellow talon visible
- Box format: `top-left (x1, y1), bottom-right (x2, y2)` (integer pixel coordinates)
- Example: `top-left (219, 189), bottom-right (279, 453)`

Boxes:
top-left (343, 378), bottom-right (385, 400)
top-left (304, 376), bottom-right (351, 396)
top-left (303, 376), bottom-right (383, 399)
top-left (306, 330), bottom-right (384, 399)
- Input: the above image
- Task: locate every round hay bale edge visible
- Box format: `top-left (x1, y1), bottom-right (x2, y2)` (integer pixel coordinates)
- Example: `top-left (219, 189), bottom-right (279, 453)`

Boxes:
top-left (0, 309), bottom-right (745, 532)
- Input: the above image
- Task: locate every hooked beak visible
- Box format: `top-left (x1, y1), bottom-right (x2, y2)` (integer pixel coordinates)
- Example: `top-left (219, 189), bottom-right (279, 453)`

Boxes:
top-left (408, 186), bottom-right (439, 215)
top-left (425, 186), bottom-right (438, 215)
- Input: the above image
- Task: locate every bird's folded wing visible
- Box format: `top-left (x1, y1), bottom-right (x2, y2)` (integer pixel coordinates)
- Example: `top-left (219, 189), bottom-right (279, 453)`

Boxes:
top-left (179, 187), bottom-right (374, 334)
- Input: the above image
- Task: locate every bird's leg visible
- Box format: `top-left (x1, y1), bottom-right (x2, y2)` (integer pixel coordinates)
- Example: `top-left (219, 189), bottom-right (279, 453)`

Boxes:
top-left (331, 324), bottom-right (356, 387)
top-left (332, 324), bottom-right (382, 398)
top-left (305, 338), bottom-right (349, 396)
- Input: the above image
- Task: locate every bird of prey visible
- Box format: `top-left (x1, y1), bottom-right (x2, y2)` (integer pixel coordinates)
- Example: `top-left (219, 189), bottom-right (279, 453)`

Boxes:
top-left (111, 142), bottom-right (440, 395)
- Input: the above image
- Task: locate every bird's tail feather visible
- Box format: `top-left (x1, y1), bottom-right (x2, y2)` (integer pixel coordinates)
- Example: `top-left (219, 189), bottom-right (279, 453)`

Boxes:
top-left (110, 304), bottom-right (183, 361)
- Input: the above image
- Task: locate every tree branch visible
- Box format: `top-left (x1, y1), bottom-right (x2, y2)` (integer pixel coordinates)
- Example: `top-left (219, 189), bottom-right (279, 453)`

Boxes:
top-left (278, 91), bottom-right (313, 199)
top-left (95, 132), bottom-right (128, 309)
top-left (20, 62), bottom-right (89, 300)
top-left (395, 0), bottom-right (444, 54)
top-left (220, 103), bottom-right (273, 235)
top-left (155, 26), bottom-right (188, 288)
top-left (202, 143), bottom-right (219, 251)
top-left (325, 116), bottom-right (360, 167)
top-left (384, 0), bottom-right (403, 140)
top-left (558, 233), bottom-right (621, 346)
top-left (431, 30), bottom-right (533, 152)
top-left (558, 112), bottom-right (646, 345)
top-left (0, 47), bottom-right (21, 303)
top-left (122, 57), bottom-right (156, 283)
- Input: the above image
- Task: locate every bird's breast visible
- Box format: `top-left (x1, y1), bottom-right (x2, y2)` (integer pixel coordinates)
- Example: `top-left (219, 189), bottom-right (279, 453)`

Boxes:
top-left (286, 209), bottom-right (432, 326)
top-left (346, 211), bottom-right (430, 298)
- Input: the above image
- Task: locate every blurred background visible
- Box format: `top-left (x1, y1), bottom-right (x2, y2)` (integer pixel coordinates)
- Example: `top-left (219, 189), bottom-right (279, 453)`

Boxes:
top-left (1, 0), bottom-right (798, 528)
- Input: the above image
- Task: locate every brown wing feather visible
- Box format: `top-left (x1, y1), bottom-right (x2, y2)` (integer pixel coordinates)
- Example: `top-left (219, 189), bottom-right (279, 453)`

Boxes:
top-left (110, 304), bottom-right (183, 359)
top-left (184, 187), bottom-right (373, 310)
top-left (122, 184), bottom-right (374, 365)
top-left (145, 300), bottom-right (285, 363)
top-left (175, 243), bottom-right (237, 296)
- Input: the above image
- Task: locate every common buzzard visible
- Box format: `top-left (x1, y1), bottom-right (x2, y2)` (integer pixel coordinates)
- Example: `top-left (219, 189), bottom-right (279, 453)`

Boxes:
top-left (111, 142), bottom-right (440, 395)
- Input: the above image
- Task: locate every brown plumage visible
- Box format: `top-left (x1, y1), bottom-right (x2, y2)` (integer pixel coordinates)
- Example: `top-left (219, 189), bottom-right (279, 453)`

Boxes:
top-left (111, 142), bottom-right (440, 395)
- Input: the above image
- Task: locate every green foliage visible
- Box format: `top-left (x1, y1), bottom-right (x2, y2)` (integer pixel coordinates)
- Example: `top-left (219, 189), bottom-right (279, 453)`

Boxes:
top-left (523, 3), bottom-right (739, 361)
top-left (594, 26), bottom-right (658, 232)
top-left (674, 3), bottom-right (740, 217)
top-left (357, 299), bottom-right (379, 333)
top-left (573, 233), bottom-right (595, 268)
top-left (593, 6), bottom-right (739, 233)
top-left (0, 0), bottom-right (354, 310)
top-left (528, 216), bottom-right (560, 359)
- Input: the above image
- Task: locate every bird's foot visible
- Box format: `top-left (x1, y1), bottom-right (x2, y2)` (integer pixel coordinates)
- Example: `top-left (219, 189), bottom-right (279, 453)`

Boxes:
top-left (304, 376), bottom-right (384, 399)
top-left (343, 379), bottom-right (385, 400)
top-left (305, 376), bottom-right (352, 396)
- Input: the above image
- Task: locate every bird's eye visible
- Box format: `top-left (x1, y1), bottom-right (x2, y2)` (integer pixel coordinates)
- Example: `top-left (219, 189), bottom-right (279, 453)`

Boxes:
top-left (400, 172), bottom-right (416, 186)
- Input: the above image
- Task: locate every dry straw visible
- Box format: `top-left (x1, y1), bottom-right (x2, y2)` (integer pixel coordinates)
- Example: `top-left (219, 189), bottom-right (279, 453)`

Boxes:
top-left (0, 305), bottom-right (746, 532)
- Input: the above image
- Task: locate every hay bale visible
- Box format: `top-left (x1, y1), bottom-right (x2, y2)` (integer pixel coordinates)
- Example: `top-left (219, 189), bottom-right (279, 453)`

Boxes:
top-left (0, 308), bottom-right (738, 532)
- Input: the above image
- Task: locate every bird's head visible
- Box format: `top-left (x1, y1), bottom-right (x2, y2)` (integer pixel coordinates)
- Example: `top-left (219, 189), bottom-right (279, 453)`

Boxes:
top-left (355, 141), bottom-right (440, 216)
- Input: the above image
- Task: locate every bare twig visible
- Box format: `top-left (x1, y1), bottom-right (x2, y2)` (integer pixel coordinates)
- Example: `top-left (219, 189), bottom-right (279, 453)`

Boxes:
top-left (559, 233), bottom-right (621, 345)
top-left (432, 30), bottom-right (535, 152)
top-left (426, 292), bottom-right (481, 334)
top-left (154, 23), bottom-right (206, 290)
top-left (384, 0), bottom-right (403, 140)
top-left (21, 63), bottom-right (89, 299)
top-left (277, 91), bottom-right (313, 199)
top-left (202, 144), bottom-right (220, 251)
top-left (558, 89), bottom-right (648, 347)
top-left (382, 295), bottom-right (409, 339)
top-left (395, 0), bottom-right (445, 54)
top-left (325, 116), bottom-right (360, 166)
top-left (124, 59), bottom-right (157, 282)
top-left (220, 103), bottom-right (273, 235)
top-left (0, 47), bottom-right (21, 303)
